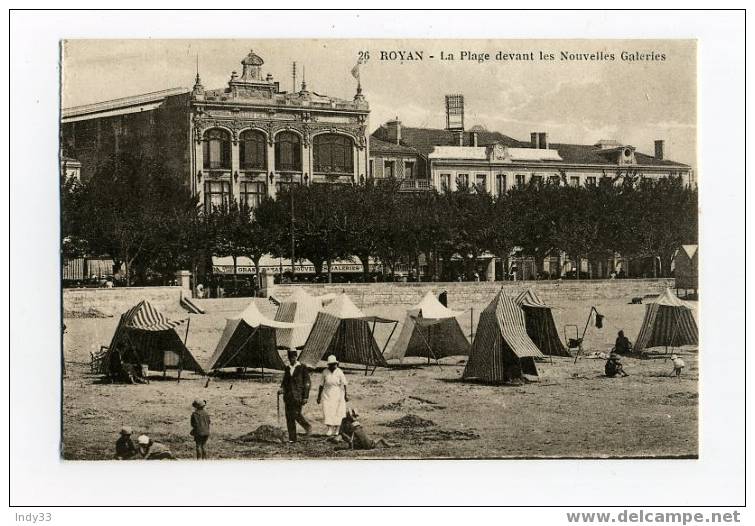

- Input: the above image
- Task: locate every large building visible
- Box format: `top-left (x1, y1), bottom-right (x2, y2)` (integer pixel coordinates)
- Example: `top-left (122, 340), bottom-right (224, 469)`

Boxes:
top-left (369, 116), bottom-right (694, 193)
top-left (61, 50), bottom-right (370, 211)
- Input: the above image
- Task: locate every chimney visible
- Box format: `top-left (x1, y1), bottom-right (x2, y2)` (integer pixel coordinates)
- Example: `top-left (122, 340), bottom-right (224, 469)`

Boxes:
top-left (456, 130), bottom-right (464, 146)
top-left (384, 118), bottom-right (402, 145)
top-left (538, 132), bottom-right (548, 149)
top-left (654, 140), bottom-right (665, 160)
top-left (471, 131), bottom-right (479, 147)
top-left (530, 132), bottom-right (540, 149)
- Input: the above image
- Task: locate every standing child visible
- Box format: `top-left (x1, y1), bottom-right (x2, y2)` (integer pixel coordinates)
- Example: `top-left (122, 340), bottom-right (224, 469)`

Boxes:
top-left (670, 354), bottom-right (686, 378)
top-left (190, 399), bottom-right (211, 459)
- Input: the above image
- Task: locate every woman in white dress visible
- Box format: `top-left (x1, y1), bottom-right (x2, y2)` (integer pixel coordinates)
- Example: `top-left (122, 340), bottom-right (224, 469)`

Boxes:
top-left (317, 355), bottom-right (349, 436)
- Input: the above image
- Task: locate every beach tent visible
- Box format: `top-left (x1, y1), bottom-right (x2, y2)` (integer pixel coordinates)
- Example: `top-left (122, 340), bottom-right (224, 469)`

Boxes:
top-left (207, 301), bottom-right (304, 373)
top-left (514, 289), bottom-right (569, 357)
top-left (634, 288), bottom-right (698, 354)
top-left (463, 290), bottom-right (543, 383)
top-left (298, 294), bottom-right (397, 370)
top-left (104, 300), bottom-right (204, 375)
top-left (273, 288), bottom-right (327, 349)
top-left (385, 291), bottom-right (470, 363)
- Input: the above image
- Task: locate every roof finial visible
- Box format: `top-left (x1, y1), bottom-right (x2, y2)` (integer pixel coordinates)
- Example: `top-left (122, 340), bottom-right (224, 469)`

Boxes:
top-left (300, 65), bottom-right (307, 92)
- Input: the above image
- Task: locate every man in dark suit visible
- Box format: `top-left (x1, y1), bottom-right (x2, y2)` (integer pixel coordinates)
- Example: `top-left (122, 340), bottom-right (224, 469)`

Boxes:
top-left (278, 349), bottom-right (312, 442)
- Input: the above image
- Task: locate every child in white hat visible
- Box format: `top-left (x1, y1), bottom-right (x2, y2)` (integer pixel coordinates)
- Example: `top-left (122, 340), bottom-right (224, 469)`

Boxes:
top-left (670, 354), bottom-right (685, 378)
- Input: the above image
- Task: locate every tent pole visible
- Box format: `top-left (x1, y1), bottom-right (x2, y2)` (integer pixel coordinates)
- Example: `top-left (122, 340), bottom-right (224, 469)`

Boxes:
top-left (574, 307), bottom-right (595, 365)
top-left (380, 321), bottom-right (398, 356)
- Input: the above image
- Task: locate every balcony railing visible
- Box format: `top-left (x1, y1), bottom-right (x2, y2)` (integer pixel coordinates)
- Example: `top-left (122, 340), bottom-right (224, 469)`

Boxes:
top-left (399, 179), bottom-right (432, 191)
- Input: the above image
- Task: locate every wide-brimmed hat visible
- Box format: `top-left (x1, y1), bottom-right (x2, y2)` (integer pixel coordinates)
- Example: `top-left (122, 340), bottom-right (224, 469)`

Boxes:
top-left (670, 354), bottom-right (678, 360)
top-left (192, 399), bottom-right (206, 409)
top-left (327, 355), bottom-right (338, 365)
top-left (120, 426), bottom-right (132, 436)
top-left (287, 348), bottom-right (299, 356)
top-left (137, 434), bottom-right (150, 446)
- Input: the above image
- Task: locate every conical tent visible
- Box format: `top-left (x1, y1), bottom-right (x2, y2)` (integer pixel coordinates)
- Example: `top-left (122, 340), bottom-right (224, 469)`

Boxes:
top-left (634, 288), bottom-right (698, 353)
top-left (273, 288), bottom-right (325, 349)
top-left (105, 300), bottom-right (204, 375)
top-left (463, 290), bottom-right (543, 383)
top-left (514, 289), bottom-right (569, 357)
top-left (385, 291), bottom-right (470, 362)
top-left (298, 294), bottom-right (395, 368)
top-left (207, 301), bottom-right (305, 372)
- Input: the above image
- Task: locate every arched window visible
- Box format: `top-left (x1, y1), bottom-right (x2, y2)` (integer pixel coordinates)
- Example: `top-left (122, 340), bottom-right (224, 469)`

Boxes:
top-left (313, 134), bottom-right (354, 174)
top-left (239, 130), bottom-right (267, 171)
top-left (274, 132), bottom-right (302, 172)
top-left (202, 128), bottom-right (231, 170)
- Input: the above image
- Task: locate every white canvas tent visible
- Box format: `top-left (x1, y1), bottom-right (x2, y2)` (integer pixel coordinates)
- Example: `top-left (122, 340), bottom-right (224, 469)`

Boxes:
top-left (207, 301), bottom-right (305, 374)
top-left (385, 291), bottom-right (470, 363)
top-left (273, 288), bottom-right (325, 349)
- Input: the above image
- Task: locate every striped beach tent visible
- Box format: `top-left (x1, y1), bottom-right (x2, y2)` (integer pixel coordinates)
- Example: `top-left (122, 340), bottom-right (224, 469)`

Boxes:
top-left (463, 290), bottom-right (543, 383)
top-left (104, 300), bottom-right (204, 375)
top-left (298, 294), bottom-right (396, 369)
top-left (514, 289), bottom-right (569, 357)
top-left (634, 288), bottom-right (698, 353)
top-left (207, 301), bottom-right (305, 373)
top-left (273, 288), bottom-right (325, 349)
top-left (385, 291), bottom-right (470, 363)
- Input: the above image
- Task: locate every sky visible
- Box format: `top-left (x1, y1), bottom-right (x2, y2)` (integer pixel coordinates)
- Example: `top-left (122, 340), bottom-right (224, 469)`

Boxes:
top-left (63, 39), bottom-right (696, 166)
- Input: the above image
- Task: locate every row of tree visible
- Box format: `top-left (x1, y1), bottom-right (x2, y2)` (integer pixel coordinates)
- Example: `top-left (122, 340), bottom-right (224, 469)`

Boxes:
top-left (62, 152), bottom-right (697, 286)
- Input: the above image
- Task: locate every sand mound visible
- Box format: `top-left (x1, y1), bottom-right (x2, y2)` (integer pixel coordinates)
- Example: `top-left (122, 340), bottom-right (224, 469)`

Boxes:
top-left (237, 425), bottom-right (287, 444)
top-left (385, 414), bottom-right (435, 428)
top-left (378, 396), bottom-right (446, 411)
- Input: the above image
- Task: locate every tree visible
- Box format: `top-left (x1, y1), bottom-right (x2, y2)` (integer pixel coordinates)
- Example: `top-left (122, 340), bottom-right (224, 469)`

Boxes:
top-left (74, 152), bottom-right (198, 285)
top-left (634, 176), bottom-right (697, 277)
top-left (507, 181), bottom-right (560, 278)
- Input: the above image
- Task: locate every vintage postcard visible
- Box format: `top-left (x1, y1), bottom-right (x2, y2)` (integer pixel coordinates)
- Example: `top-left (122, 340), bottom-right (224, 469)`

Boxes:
top-left (60, 38), bottom-right (698, 461)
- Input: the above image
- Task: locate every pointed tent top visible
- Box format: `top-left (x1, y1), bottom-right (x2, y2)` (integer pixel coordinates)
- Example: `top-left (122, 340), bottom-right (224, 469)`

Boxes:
top-left (323, 293), bottom-right (366, 319)
top-left (514, 288), bottom-right (550, 308)
top-left (651, 288), bottom-right (694, 309)
top-left (283, 287), bottom-right (316, 303)
top-left (232, 301), bottom-right (305, 329)
top-left (411, 291), bottom-right (463, 319)
top-left (681, 244), bottom-right (698, 260)
top-left (122, 300), bottom-right (186, 331)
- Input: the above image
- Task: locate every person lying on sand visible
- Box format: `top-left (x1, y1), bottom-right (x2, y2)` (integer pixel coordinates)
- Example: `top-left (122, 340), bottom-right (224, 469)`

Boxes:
top-left (136, 435), bottom-right (175, 460)
top-left (335, 409), bottom-right (398, 450)
top-left (605, 353), bottom-right (629, 378)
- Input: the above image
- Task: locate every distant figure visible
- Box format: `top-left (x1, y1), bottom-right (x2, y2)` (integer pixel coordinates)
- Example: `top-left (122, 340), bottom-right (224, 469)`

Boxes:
top-left (614, 330), bottom-right (632, 355)
top-left (190, 399), bottom-right (211, 459)
top-left (105, 278), bottom-right (114, 288)
top-left (115, 426), bottom-right (137, 460)
top-left (670, 354), bottom-right (686, 378)
top-left (136, 435), bottom-right (175, 460)
top-left (278, 349), bottom-right (312, 443)
top-left (317, 355), bottom-right (348, 437)
top-left (336, 409), bottom-right (397, 450)
top-left (109, 343), bottom-right (127, 383)
top-left (473, 271), bottom-right (480, 282)
top-left (196, 284), bottom-right (205, 299)
top-left (605, 353), bottom-right (629, 378)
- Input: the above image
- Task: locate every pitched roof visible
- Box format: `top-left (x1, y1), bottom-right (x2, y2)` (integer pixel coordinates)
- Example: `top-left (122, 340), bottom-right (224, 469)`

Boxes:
top-left (369, 136), bottom-right (421, 156)
top-left (372, 126), bottom-right (523, 157)
top-left (371, 124), bottom-right (690, 168)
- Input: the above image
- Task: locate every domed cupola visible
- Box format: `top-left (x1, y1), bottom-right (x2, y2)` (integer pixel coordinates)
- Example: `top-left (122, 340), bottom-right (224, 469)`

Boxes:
top-left (240, 49), bottom-right (264, 82)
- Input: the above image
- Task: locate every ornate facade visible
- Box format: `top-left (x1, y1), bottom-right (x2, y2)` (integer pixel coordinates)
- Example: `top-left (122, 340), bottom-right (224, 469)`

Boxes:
top-left (61, 50), bottom-right (369, 211)
top-left (190, 50), bottom-right (369, 210)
